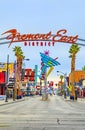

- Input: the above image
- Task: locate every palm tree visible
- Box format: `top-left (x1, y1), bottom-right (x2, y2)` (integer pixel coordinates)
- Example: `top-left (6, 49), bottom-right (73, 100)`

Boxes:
top-left (60, 75), bottom-right (64, 84)
top-left (69, 44), bottom-right (80, 99)
top-left (13, 46), bottom-right (25, 74)
top-left (82, 66), bottom-right (85, 71)
top-left (13, 46), bottom-right (25, 99)
top-left (60, 75), bottom-right (64, 95)
top-left (69, 44), bottom-right (80, 72)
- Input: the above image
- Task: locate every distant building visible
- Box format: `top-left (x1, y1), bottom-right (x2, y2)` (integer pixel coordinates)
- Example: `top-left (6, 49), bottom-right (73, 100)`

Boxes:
top-left (0, 62), bottom-right (36, 95)
top-left (69, 70), bottom-right (85, 86)
top-left (0, 62), bottom-right (14, 95)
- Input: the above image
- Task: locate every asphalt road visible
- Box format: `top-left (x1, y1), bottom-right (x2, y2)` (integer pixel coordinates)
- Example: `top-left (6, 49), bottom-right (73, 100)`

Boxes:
top-left (0, 95), bottom-right (85, 130)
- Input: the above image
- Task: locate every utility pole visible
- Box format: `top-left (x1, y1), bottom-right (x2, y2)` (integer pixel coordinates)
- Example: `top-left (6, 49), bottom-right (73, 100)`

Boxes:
top-left (44, 68), bottom-right (48, 99)
top-left (5, 54), bottom-right (9, 102)
top-left (63, 73), bottom-right (67, 99)
top-left (13, 61), bottom-right (17, 101)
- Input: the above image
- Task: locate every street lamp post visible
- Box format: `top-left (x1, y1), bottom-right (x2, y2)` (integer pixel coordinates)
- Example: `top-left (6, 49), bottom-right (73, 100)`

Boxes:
top-left (21, 59), bottom-right (29, 80)
top-left (44, 68), bottom-right (48, 99)
top-left (57, 71), bottom-right (67, 98)
top-left (13, 61), bottom-right (17, 101)
top-left (22, 58), bottom-right (30, 79)
top-left (5, 54), bottom-right (9, 102)
top-left (22, 58), bottom-right (30, 69)
top-left (40, 79), bottom-right (42, 95)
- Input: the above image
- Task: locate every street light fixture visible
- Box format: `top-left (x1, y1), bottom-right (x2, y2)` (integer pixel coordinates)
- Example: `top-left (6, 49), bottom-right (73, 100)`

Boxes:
top-left (22, 58), bottom-right (30, 69)
top-left (57, 71), bottom-right (67, 98)
top-left (57, 71), bottom-right (65, 75)
top-left (24, 58), bottom-right (30, 61)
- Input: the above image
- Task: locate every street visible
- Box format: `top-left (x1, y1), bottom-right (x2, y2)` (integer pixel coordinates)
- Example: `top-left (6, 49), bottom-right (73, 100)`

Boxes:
top-left (0, 95), bottom-right (85, 130)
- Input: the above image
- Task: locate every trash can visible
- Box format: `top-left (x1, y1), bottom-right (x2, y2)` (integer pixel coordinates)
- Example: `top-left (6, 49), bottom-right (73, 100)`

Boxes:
top-left (42, 94), bottom-right (46, 101)
top-left (42, 94), bottom-right (48, 101)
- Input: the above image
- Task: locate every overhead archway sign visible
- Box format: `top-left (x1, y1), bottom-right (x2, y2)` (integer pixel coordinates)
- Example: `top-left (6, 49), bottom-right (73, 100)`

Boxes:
top-left (0, 28), bottom-right (85, 47)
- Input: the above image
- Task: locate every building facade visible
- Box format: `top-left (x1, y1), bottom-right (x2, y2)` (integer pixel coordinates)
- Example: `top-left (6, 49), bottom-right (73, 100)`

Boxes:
top-left (69, 70), bottom-right (85, 86)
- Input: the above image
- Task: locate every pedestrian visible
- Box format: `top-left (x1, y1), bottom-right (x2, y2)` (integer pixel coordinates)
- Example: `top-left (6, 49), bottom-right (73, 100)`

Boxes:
top-left (5, 88), bottom-right (9, 102)
top-left (75, 87), bottom-right (78, 100)
top-left (81, 89), bottom-right (83, 99)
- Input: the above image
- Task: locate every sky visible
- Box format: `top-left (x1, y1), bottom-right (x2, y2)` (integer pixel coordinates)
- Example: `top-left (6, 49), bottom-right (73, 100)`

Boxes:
top-left (0, 0), bottom-right (85, 84)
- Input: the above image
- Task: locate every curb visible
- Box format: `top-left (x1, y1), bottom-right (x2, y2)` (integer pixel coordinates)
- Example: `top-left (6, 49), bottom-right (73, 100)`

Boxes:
top-left (0, 98), bottom-right (29, 106)
top-left (61, 96), bottom-right (85, 103)
top-left (65, 99), bottom-right (85, 103)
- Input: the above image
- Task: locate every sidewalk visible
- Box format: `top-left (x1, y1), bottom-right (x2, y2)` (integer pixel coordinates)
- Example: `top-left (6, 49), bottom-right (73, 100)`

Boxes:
top-left (77, 97), bottom-right (85, 103)
top-left (0, 96), bottom-right (29, 106)
top-left (62, 96), bottom-right (85, 103)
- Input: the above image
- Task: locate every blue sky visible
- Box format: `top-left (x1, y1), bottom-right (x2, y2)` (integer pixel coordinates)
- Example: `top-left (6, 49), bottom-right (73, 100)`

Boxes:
top-left (0, 0), bottom-right (85, 83)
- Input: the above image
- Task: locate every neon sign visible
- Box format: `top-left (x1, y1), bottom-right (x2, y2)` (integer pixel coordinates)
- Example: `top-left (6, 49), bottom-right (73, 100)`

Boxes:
top-left (39, 52), bottom-right (60, 79)
top-left (2, 29), bottom-right (78, 47)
